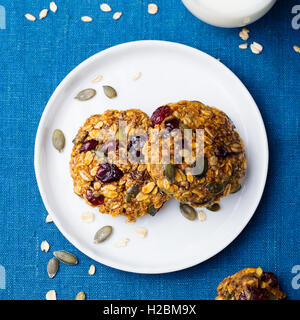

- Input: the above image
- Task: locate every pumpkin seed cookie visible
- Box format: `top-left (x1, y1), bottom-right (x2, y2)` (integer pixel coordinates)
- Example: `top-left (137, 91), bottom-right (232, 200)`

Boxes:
top-left (70, 109), bottom-right (169, 220)
top-left (144, 101), bottom-right (246, 208)
top-left (216, 268), bottom-right (286, 300)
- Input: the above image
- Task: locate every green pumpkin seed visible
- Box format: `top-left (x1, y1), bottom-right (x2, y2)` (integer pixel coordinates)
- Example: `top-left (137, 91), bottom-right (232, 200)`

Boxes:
top-left (207, 203), bottom-right (221, 212)
top-left (75, 88), bottom-right (96, 101)
top-left (72, 131), bottom-right (88, 145)
top-left (53, 251), bottom-right (78, 265)
top-left (125, 184), bottom-right (139, 203)
top-left (163, 163), bottom-right (176, 183)
top-left (194, 157), bottom-right (208, 179)
top-left (47, 258), bottom-right (59, 279)
top-left (103, 86), bottom-right (117, 99)
top-left (158, 188), bottom-right (166, 196)
top-left (231, 184), bottom-right (242, 194)
top-left (95, 150), bottom-right (106, 159)
top-left (179, 203), bottom-right (197, 221)
top-left (94, 226), bottom-right (113, 244)
top-left (75, 291), bottom-right (86, 300)
top-left (206, 182), bottom-right (224, 194)
top-left (52, 129), bottom-right (65, 152)
top-left (147, 204), bottom-right (158, 216)
top-left (191, 198), bottom-right (212, 206)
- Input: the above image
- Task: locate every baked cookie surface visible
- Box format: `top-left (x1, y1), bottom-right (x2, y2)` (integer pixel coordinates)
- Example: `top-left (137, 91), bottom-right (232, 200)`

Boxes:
top-left (70, 109), bottom-right (169, 220)
top-left (216, 267), bottom-right (286, 300)
top-left (144, 101), bottom-right (247, 207)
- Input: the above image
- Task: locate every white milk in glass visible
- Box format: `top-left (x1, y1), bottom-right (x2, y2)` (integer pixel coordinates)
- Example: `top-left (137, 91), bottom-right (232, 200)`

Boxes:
top-left (196, 0), bottom-right (273, 16)
top-left (182, 0), bottom-right (276, 27)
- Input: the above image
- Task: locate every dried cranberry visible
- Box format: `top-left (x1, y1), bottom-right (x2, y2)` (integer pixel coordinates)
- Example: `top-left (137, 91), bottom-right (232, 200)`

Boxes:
top-left (246, 286), bottom-right (267, 300)
top-left (86, 189), bottom-right (104, 206)
top-left (239, 291), bottom-right (249, 300)
top-left (80, 139), bottom-right (98, 153)
top-left (99, 140), bottom-right (119, 155)
top-left (215, 145), bottom-right (228, 158)
top-left (261, 272), bottom-right (278, 288)
top-left (165, 118), bottom-right (180, 132)
top-left (96, 163), bottom-right (123, 183)
top-left (151, 105), bottom-right (171, 126)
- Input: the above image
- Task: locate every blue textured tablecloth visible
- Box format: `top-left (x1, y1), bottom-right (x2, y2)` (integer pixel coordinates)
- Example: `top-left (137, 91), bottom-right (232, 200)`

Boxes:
top-left (0, 0), bottom-right (299, 300)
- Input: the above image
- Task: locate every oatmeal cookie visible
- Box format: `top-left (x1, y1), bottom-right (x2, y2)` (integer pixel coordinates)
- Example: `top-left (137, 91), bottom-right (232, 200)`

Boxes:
top-left (70, 109), bottom-right (169, 220)
top-left (216, 268), bottom-right (286, 300)
top-left (144, 101), bottom-right (246, 207)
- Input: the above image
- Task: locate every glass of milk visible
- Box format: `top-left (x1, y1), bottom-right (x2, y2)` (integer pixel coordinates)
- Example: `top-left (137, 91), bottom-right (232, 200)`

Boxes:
top-left (182, 0), bottom-right (276, 28)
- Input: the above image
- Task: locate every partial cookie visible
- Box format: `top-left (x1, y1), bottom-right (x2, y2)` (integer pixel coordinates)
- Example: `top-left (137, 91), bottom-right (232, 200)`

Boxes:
top-left (216, 268), bottom-right (286, 300)
top-left (144, 101), bottom-right (246, 207)
top-left (70, 109), bottom-right (169, 220)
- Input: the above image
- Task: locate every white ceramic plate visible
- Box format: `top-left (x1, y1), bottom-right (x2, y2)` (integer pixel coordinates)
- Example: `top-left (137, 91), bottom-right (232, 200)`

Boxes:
top-left (34, 41), bottom-right (268, 274)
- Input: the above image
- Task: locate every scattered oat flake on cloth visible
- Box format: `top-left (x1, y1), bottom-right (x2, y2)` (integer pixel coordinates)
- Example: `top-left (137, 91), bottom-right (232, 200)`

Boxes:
top-left (133, 72), bottom-right (142, 80)
top-left (91, 75), bottom-right (103, 83)
top-left (239, 43), bottom-right (248, 49)
top-left (250, 42), bottom-right (263, 54)
top-left (198, 210), bottom-right (206, 222)
top-left (135, 228), bottom-right (148, 238)
top-left (113, 238), bottom-right (130, 248)
top-left (45, 215), bottom-right (53, 223)
top-left (25, 13), bottom-right (36, 21)
top-left (148, 3), bottom-right (158, 15)
top-left (113, 12), bottom-right (122, 20)
top-left (100, 3), bottom-right (112, 12)
top-left (294, 45), bottom-right (300, 53)
top-left (80, 212), bottom-right (95, 223)
top-left (81, 16), bottom-right (93, 22)
top-left (88, 264), bottom-right (96, 275)
top-left (41, 240), bottom-right (50, 252)
top-left (46, 290), bottom-right (57, 300)
top-left (50, 2), bottom-right (58, 13)
top-left (39, 9), bottom-right (48, 19)
top-left (239, 28), bottom-right (250, 41)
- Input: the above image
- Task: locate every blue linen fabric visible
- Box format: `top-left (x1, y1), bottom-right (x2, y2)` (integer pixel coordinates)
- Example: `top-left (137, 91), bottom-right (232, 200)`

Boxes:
top-left (0, 0), bottom-right (299, 300)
